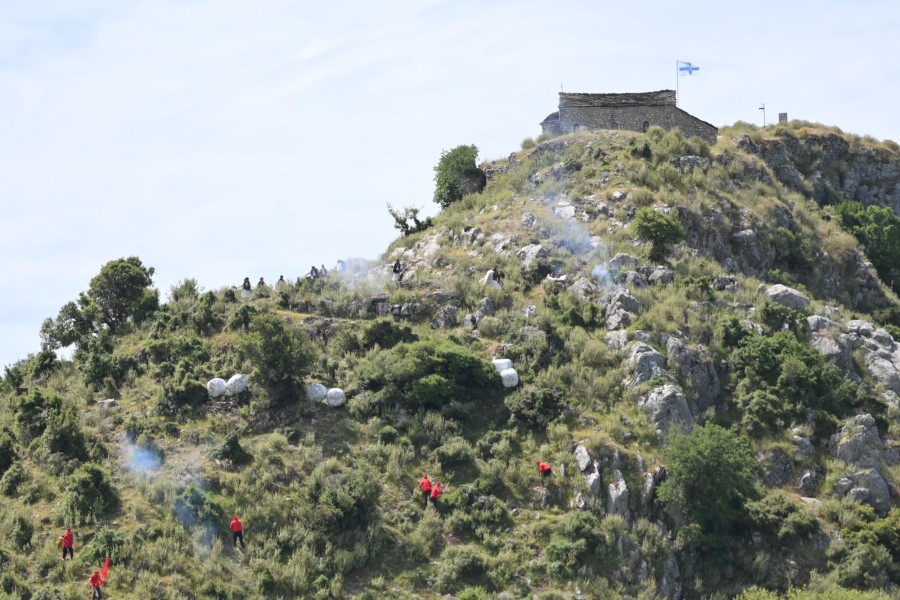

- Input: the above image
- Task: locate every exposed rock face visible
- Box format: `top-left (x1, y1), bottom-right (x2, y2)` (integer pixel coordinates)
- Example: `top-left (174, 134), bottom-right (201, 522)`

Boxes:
top-left (795, 469), bottom-right (819, 496)
top-left (608, 253), bottom-right (640, 272)
top-left (516, 244), bottom-right (549, 268)
top-left (569, 277), bottom-right (597, 299)
top-left (712, 275), bottom-right (741, 292)
top-left (831, 414), bottom-right (883, 468)
top-left (607, 470), bottom-right (631, 521)
top-left (765, 284), bottom-right (810, 309)
top-left (640, 385), bottom-right (694, 436)
top-left (479, 297), bottom-right (496, 316)
top-left (606, 331), bottom-right (629, 353)
top-left (664, 337), bottom-right (720, 413)
top-left (604, 287), bottom-right (641, 330)
top-left (432, 306), bottom-right (458, 329)
top-left (759, 449), bottom-right (792, 488)
top-left (834, 469), bottom-right (892, 516)
top-left (847, 321), bottom-right (900, 395)
top-left (574, 444), bottom-right (593, 472)
top-left (623, 343), bottom-right (667, 388)
top-left (648, 267), bottom-right (674, 286)
top-left (625, 271), bottom-right (649, 288)
top-left (97, 399), bottom-right (119, 410)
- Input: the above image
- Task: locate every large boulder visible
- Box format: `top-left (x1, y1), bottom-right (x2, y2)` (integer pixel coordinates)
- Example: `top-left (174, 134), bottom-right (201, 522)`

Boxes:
top-left (640, 385), bottom-right (694, 436)
top-left (623, 343), bottom-right (668, 388)
top-left (226, 374), bottom-right (248, 395)
top-left (608, 253), bottom-right (640, 273)
top-left (574, 444), bottom-right (593, 472)
top-left (664, 337), bottom-right (720, 413)
top-left (585, 471), bottom-right (602, 497)
top-left (432, 305), bottom-right (458, 329)
top-left (759, 448), bottom-right (792, 488)
top-left (832, 414), bottom-right (883, 468)
top-left (834, 469), bottom-right (892, 516)
top-left (648, 267), bottom-right (675, 286)
top-left (765, 284), bottom-right (810, 309)
top-left (604, 287), bottom-right (641, 330)
top-left (569, 277), bottom-right (598, 299)
top-left (207, 378), bottom-right (227, 399)
top-left (516, 244), bottom-right (549, 268)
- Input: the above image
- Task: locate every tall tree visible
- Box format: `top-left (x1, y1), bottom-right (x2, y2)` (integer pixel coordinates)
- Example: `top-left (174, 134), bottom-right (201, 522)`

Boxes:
top-left (87, 256), bottom-right (158, 332)
top-left (433, 145), bottom-right (486, 209)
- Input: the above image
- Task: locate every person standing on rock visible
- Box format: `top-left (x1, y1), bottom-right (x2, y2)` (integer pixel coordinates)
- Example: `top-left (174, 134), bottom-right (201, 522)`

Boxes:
top-left (230, 515), bottom-right (245, 549)
top-left (418, 473), bottom-right (432, 507)
top-left (241, 277), bottom-right (252, 300)
top-left (536, 460), bottom-right (553, 480)
top-left (392, 260), bottom-right (405, 285)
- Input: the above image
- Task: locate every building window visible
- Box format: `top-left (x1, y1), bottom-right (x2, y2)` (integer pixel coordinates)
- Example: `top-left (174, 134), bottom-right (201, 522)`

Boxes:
top-left (642, 120), bottom-right (650, 132)
top-left (610, 121), bottom-right (618, 130)
top-left (572, 123), bottom-right (579, 132)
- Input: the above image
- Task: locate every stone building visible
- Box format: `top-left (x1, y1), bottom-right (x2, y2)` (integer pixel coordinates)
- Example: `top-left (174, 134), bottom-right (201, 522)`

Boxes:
top-left (540, 90), bottom-right (718, 145)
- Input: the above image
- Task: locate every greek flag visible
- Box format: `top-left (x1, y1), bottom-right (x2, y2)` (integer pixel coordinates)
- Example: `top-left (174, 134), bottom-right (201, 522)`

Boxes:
top-left (678, 60), bottom-right (699, 76)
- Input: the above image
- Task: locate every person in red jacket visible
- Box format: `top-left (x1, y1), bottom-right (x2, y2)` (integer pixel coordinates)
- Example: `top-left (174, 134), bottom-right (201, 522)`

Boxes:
top-left (536, 460), bottom-right (553, 479)
top-left (59, 527), bottom-right (74, 560)
top-left (230, 515), bottom-right (245, 549)
top-left (418, 473), bottom-right (432, 507)
top-left (429, 482), bottom-right (443, 506)
top-left (88, 569), bottom-right (103, 599)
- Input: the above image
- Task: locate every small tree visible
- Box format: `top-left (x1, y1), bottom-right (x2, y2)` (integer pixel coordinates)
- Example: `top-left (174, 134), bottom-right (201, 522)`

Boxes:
top-left (387, 203), bottom-right (433, 236)
top-left (433, 145), bottom-right (486, 209)
top-left (632, 207), bottom-right (684, 262)
top-left (658, 424), bottom-right (759, 551)
top-left (88, 256), bottom-right (158, 332)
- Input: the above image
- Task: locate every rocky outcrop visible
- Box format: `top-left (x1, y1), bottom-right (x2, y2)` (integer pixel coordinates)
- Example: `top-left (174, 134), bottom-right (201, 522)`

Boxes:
top-left (623, 343), bottom-right (668, 388)
top-left (432, 306), bottom-right (458, 329)
top-left (834, 469), bottom-right (892, 516)
top-left (664, 337), bottom-right (720, 413)
top-left (607, 470), bottom-right (631, 521)
top-left (648, 267), bottom-right (674, 286)
top-left (765, 284), bottom-right (810, 309)
top-left (831, 414), bottom-right (883, 468)
top-left (604, 287), bottom-right (641, 330)
top-left (640, 385), bottom-right (694, 436)
top-left (759, 449), bottom-right (792, 488)
top-left (516, 244), bottom-right (549, 268)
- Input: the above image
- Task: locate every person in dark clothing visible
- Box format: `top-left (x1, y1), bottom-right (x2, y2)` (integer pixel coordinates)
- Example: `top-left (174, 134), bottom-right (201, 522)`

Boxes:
top-left (308, 265), bottom-right (320, 280)
top-left (392, 260), bottom-right (405, 285)
top-left (257, 277), bottom-right (267, 288)
top-left (230, 515), bottom-right (245, 549)
top-left (492, 265), bottom-right (502, 283)
top-left (241, 277), bottom-right (252, 300)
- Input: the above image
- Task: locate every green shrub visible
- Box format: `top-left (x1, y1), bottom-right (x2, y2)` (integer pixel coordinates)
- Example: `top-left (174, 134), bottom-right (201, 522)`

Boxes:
top-left (0, 462), bottom-right (29, 497)
top-left (747, 492), bottom-right (819, 544)
top-left (658, 424), bottom-right (759, 552)
top-left (0, 428), bottom-right (16, 476)
top-left (359, 318), bottom-right (416, 350)
top-left (80, 527), bottom-right (132, 566)
top-left (504, 384), bottom-right (564, 428)
top-left (59, 462), bottom-right (119, 525)
top-left (238, 312), bottom-right (316, 401)
top-left (433, 544), bottom-right (489, 592)
top-left (545, 512), bottom-right (613, 578)
top-left (432, 436), bottom-right (476, 470)
top-left (434, 145), bottom-right (487, 209)
top-left (9, 511), bottom-right (34, 550)
top-left (632, 207), bottom-right (685, 262)
top-left (214, 433), bottom-right (252, 465)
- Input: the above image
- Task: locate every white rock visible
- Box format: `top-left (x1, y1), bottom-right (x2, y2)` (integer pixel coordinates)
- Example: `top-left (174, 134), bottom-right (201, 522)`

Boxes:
top-left (325, 388), bottom-right (346, 407)
top-left (500, 368), bottom-right (519, 388)
top-left (492, 358), bottom-right (513, 373)
top-left (307, 383), bottom-right (328, 403)
top-left (97, 399), bottom-right (119, 410)
top-left (226, 374), bottom-right (248, 395)
top-left (207, 378), bottom-right (227, 398)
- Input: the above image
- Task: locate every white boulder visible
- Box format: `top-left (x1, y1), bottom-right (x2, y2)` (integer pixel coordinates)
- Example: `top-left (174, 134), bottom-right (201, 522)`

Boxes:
top-left (226, 374), bottom-right (248, 395)
top-left (325, 388), bottom-right (346, 407)
top-left (500, 368), bottom-right (519, 388)
top-left (207, 378), bottom-right (227, 398)
top-left (307, 383), bottom-right (328, 403)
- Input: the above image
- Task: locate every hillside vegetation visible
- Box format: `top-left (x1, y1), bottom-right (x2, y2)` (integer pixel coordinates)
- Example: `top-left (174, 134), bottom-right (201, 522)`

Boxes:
top-left (2, 122), bottom-right (900, 599)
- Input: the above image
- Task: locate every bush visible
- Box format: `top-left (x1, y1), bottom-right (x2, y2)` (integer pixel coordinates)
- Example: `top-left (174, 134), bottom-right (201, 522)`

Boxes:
top-left (0, 462), bottom-right (29, 497)
top-left (434, 145), bottom-right (487, 209)
top-left (238, 312), bottom-right (316, 401)
top-left (359, 318), bottom-right (416, 351)
top-left (0, 428), bottom-right (16, 476)
top-left (747, 492), bottom-right (819, 544)
top-left (504, 384), bottom-right (564, 428)
top-left (545, 512), bottom-right (612, 577)
top-left (633, 207), bottom-right (685, 262)
top-left (59, 463), bottom-right (119, 525)
top-left (214, 433), bottom-right (253, 465)
top-left (80, 527), bottom-right (132, 566)
top-left (433, 544), bottom-right (489, 592)
top-left (432, 436), bottom-right (476, 470)
top-left (658, 424), bottom-right (759, 552)
top-left (10, 511), bottom-right (34, 550)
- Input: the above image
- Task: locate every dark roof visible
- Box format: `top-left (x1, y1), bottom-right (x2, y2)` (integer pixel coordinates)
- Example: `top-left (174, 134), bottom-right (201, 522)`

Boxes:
top-left (559, 90), bottom-right (676, 108)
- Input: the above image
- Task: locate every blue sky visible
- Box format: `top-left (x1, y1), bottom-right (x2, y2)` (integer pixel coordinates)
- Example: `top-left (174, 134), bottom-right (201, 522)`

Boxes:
top-left (2, 0), bottom-right (899, 369)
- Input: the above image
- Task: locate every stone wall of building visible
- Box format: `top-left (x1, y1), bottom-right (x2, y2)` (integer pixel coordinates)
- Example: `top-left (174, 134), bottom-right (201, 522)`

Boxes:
top-left (541, 90), bottom-right (718, 145)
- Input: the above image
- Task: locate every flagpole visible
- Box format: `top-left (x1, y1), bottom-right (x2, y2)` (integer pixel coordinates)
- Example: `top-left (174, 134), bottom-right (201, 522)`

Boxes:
top-left (675, 60), bottom-right (679, 106)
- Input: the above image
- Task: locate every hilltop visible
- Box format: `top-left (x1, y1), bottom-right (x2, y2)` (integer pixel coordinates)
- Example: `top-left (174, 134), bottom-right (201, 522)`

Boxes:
top-left (1, 121), bottom-right (900, 599)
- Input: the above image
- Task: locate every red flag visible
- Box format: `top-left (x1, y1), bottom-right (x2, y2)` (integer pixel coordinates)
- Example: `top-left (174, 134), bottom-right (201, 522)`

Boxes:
top-left (100, 556), bottom-right (110, 585)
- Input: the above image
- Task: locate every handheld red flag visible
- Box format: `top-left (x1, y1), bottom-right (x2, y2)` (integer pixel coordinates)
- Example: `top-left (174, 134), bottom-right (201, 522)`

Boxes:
top-left (100, 556), bottom-right (110, 585)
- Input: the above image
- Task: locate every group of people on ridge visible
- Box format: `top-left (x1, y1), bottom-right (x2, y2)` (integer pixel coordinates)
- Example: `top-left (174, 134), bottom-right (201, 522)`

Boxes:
top-left (240, 261), bottom-right (348, 299)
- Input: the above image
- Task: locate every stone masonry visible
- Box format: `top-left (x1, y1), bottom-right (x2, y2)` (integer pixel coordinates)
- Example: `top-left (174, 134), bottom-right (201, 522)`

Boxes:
top-left (541, 90), bottom-right (718, 145)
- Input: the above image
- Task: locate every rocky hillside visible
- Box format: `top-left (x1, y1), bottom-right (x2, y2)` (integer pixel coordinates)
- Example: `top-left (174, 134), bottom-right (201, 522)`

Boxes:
top-left (1, 122), bottom-right (900, 600)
